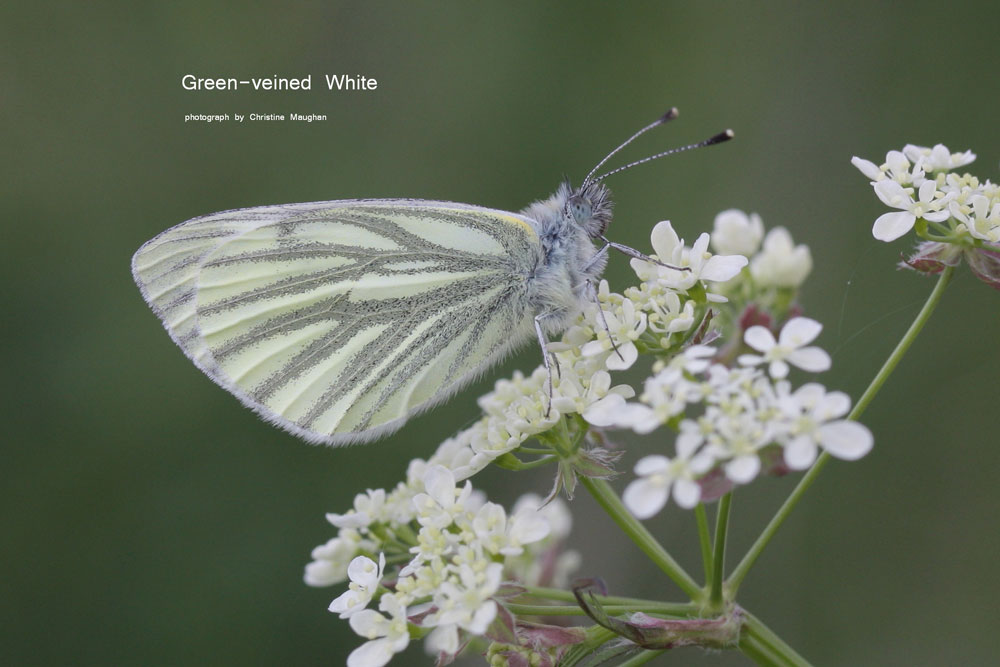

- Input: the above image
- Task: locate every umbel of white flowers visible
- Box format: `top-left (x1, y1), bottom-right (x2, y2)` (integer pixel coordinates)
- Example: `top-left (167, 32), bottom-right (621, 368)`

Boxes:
top-left (853, 143), bottom-right (999, 288)
top-left (304, 206), bottom-right (875, 666)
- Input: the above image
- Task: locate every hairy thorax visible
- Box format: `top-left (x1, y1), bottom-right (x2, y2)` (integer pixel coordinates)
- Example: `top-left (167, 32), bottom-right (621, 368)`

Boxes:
top-left (521, 187), bottom-right (609, 334)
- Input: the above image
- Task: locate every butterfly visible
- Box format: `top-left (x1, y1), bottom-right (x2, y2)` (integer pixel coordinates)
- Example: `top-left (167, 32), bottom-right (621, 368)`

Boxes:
top-left (132, 109), bottom-right (731, 445)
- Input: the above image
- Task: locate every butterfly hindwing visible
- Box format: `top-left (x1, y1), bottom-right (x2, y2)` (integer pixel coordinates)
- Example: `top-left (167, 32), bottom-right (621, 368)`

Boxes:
top-left (132, 200), bottom-right (543, 444)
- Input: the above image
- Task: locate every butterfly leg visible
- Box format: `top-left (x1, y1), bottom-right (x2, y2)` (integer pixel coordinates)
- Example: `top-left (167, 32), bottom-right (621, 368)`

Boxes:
top-left (580, 241), bottom-right (611, 275)
top-left (534, 313), bottom-right (558, 418)
top-left (584, 279), bottom-right (625, 364)
top-left (598, 235), bottom-right (690, 272)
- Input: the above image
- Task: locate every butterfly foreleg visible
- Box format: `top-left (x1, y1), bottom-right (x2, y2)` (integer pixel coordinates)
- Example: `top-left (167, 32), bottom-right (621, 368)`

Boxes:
top-left (533, 313), bottom-right (562, 418)
top-left (598, 235), bottom-right (691, 272)
top-left (583, 279), bottom-right (625, 363)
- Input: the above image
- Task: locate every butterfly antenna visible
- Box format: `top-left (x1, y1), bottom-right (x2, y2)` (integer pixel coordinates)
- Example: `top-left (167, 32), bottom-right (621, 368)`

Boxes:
top-left (581, 107), bottom-right (679, 188)
top-left (591, 129), bottom-right (734, 184)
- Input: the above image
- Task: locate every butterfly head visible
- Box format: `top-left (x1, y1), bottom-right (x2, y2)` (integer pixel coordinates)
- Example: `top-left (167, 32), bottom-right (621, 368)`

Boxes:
top-left (567, 180), bottom-right (613, 238)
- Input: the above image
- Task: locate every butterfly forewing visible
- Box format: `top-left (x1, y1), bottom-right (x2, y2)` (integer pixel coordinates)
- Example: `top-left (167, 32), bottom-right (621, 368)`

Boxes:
top-left (133, 201), bottom-right (542, 444)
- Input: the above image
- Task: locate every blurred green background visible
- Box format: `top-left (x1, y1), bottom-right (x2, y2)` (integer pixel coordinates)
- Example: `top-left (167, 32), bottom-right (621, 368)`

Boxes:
top-left (3, 1), bottom-right (998, 665)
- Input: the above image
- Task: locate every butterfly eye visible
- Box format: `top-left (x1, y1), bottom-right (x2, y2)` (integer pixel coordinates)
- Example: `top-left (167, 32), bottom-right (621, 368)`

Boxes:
top-left (569, 197), bottom-right (592, 226)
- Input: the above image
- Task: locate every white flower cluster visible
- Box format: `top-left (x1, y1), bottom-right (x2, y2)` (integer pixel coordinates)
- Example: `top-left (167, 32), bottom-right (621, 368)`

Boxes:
top-left (852, 143), bottom-right (998, 243)
top-left (587, 318), bottom-right (871, 519)
top-left (412, 220), bottom-right (751, 477)
top-left (304, 458), bottom-right (578, 667)
top-left (710, 209), bottom-right (813, 291)
top-left (420, 215), bottom-right (848, 523)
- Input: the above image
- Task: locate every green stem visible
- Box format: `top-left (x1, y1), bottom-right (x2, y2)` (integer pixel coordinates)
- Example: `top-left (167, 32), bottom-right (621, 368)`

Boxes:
top-left (508, 455), bottom-right (558, 470)
top-left (579, 476), bottom-right (702, 599)
top-left (516, 446), bottom-right (555, 455)
top-left (695, 503), bottom-right (713, 585)
top-left (517, 585), bottom-right (692, 610)
top-left (727, 265), bottom-right (954, 592)
top-left (709, 493), bottom-right (733, 607)
top-left (504, 603), bottom-right (694, 617)
top-left (619, 650), bottom-right (666, 666)
top-left (740, 611), bottom-right (812, 666)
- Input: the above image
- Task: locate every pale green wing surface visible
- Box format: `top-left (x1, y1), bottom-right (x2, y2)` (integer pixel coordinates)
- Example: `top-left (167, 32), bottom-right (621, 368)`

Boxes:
top-left (132, 200), bottom-right (542, 445)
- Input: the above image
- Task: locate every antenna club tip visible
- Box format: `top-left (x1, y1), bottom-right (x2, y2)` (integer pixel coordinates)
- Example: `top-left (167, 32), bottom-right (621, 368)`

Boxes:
top-left (706, 129), bottom-right (735, 145)
top-left (660, 107), bottom-right (680, 122)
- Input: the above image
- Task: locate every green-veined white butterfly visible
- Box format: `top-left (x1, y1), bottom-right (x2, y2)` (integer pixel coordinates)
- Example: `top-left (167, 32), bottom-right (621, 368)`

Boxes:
top-left (132, 110), bottom-right (731, 445)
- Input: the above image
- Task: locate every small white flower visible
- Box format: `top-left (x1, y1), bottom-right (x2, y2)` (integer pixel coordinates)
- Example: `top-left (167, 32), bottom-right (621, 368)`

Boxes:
top-left (739, 318), bottom-right (831, 379)
top-left (851, 155), bottom-right (884, 181)
top-left (902, 143), bottom-right (976, 172)
top-left (627, 283), bottom-right (697, 339)
top-left (668, 344), bottom-right (717, 375)
top-left (580, 299), bottom-right (646, 370)
top-left (963, 194), bottom-right (1000, 243)
top-left (470, 502), bottom-right (550, 556)
top-left (580, 392), bottom-right (629, 428)
top-left (887, 150), bottom-right (922, 185)
top-left (326, 489), bottom-right (387, 529)
top-left (429, 560), bottom-right (502, 634)
top-left (623, 440), bottom-right (714, 518)
top-left (347, 594), bottom-right (410, 667)
top-left (476, 368), bottom-right (560, 447)
top-left (303, 529), bottom-right (371, 587)
top-left (551, 363), bottom-right (635, 416)
top-left (512, 494), bottom-right (573, 541)
top-left (749, 227), bottom-right (812, 288)
top-left (852, 151), bottom-right (927, 185)
top-left (329, 553), bottom-right (386, 618)
top-left (711, 209), bottom-right (765, 256)
top-left (412, 465), bottom-right (475, 529)
top-left (871, 180), bottom-right (951, 241)
top-left (779, 384), bottom-right (874, 468)
top-left (424, 623), bottom-right (460, 657)
top-left (426, 425), bottom-right (491, 482)
top-left (631, 221), bottom-right (748, 296)
top-left (703, 412), bottom-right (776, 484)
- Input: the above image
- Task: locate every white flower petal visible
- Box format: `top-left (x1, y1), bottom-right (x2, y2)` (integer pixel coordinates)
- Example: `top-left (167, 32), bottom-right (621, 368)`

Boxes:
top-left (778, 317), bottom-right (822, 346)
top-left (873, 180), bottom-right (910, 209)
top-left (346, 555), bottom-right (380, 587)
top-left (347, 639), bottom-right (396, 667)
top-left (872, 211), bottom-right (916, 241)
top-left (634, 455), bottom-right (670, 476)
top-left (737, 353), bottom-right (765, 367)
top-left (784, 436), bottom-right (818, 470)
top-left (744, 326), bottom-right (776, 352)
top-left (787, 347), bottom-right (832, 373)
top-left (816, 391), bottom-right (851, 419)
top-left (581, 393), bottom-right (625, 427)
top-left (725, 455), bottom-right (761, 484)
top-left (509, 511), bottom-right (551, 545)
top-left (605, 342), bottom-right (638, 370)
top-left (851, 156), bottom-right (883, 181)
top-left (700, 254), bottom-right (749, 282)
top-left (649, 220), bottom-right (680, 259)
top-left (922, 209), bottom-right (951, 223)
top-left (817, 421), bottom-right (873, 460)
top-left (672, 478), bottom-right (702, 509)
top-left (424, 466), bottom-right (456, 505)
top-left (348, 609), bottom-right (387, 636)
top-left (425, 624), bottom-right (459, 655)
top-left (622, 403), bottom-right (662, 434)
top-left (768, 359), bottom-right (790, 379)
top-left (467, 599), bottom-right (498, 634)
top-left (917, 180), bottom-right (937, 203)
top-left (623, 478), bottom-right (669, 519)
